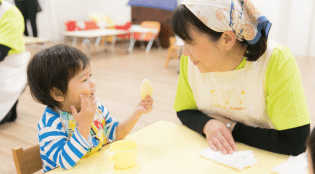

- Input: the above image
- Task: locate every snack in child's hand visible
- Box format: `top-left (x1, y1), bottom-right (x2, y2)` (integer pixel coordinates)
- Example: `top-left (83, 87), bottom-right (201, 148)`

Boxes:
top-left (140, 78), bottom-right (153, 100)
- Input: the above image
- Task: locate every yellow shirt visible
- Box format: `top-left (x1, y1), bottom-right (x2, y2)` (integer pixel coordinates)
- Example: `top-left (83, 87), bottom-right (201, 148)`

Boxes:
top-left (0, 1), bottom-right (25, 55)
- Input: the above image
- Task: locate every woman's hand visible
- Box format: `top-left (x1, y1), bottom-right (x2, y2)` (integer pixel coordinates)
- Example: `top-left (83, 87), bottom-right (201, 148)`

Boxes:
top-left (135, 95), bottom-right (153, 115)
top-left (203, 115), bottom-right (237, 155)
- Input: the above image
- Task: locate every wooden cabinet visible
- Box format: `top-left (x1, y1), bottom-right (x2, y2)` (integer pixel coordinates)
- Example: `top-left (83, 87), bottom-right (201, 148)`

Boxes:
top-left (131, 6), bottom-right (174, 48)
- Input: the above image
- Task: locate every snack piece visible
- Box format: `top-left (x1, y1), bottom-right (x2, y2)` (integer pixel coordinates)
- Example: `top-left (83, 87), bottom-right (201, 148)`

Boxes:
top-left (140, 78), bottom-right (153, 100)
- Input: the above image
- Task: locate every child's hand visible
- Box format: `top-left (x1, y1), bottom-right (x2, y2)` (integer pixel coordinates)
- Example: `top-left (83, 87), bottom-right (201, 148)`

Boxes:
top-left (71, 95), bottom-right (97, 134)
top-left (135, 95), bottom-right (153, 115)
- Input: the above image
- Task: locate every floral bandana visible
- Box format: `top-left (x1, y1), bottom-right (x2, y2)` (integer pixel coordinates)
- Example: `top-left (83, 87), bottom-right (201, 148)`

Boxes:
top-left (182, 0), bottom-right (271, 44)
top-left (59, 107), bottom-right (108, 158)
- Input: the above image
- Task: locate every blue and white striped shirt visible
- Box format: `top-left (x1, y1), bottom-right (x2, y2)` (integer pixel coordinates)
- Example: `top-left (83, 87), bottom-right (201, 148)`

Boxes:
top-left (37, 102), bottom-right (119, 172)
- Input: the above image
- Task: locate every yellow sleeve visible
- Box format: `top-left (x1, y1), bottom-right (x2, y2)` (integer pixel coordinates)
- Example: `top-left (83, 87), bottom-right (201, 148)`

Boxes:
top-left (265, 45), bottom-right (311, 130)
top-left (0, 6), bottom-right (25, 55)
top-left (173, 56), bottom-right (198, 111)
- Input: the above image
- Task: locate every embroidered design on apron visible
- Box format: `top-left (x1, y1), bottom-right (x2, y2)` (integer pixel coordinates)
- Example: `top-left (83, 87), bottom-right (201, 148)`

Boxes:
top-left (60, 108), bottom-right (108, 158)
top-left (188, 40), bottom-right (279, 129)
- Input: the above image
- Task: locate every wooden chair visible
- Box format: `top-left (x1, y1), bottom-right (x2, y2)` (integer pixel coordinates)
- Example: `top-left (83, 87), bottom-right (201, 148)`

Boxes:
top-left (131, 21), bottom-right (162, 53)
top-left (165, 36), bottom-right (182, 69)
top-left (12, 145), bottom-right (43, 174)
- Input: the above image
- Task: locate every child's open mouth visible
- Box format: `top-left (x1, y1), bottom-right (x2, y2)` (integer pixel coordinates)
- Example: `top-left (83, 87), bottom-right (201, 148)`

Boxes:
top-left (90, 93), bottom-right (95, 99)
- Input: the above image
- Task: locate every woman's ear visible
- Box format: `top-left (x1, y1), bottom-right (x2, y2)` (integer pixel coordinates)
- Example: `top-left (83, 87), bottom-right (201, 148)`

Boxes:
top-left (223, 31), bottom-right (236, 51)
top-left (50, 87), bottom-right (64, 102)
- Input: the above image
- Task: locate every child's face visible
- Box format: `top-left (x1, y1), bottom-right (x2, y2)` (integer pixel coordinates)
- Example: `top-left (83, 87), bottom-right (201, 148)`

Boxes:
top-left (60, 66), bottom-right (96, 113)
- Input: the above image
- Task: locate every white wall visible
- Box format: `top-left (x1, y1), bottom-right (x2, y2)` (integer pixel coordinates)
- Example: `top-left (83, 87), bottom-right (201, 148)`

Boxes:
top-left (4, 0), bottom-right (130, 40)
top-left (285, 0), bottom-right (314, 57)
top-left (308, 1), bottom-right (315, 57)
top-left (37, 0), bottom-right (89, 40)
top-left (86, 0), bottom-right (131, 26)
top-left (3, 0), bottom-right (315, 57)
top-left (252, 0), bottom-right (315, 57)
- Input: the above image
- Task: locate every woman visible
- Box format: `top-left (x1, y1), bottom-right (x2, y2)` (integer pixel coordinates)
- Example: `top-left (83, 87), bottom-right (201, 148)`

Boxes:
top-left (0, 0), bottom-right (30, 124)
top-left (172, 0), bottom-right (310, 156)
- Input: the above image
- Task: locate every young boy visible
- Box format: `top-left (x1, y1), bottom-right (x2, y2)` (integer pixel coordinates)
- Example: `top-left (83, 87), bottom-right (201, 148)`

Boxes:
top-left (27, 45), bottom-right (153, 172)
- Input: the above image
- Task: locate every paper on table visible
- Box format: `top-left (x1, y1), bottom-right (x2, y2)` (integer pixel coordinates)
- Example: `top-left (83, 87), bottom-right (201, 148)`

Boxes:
top-left (199, 147), bottom-right (258, 171)
top-left (272, 153), bottom-right (308, 174)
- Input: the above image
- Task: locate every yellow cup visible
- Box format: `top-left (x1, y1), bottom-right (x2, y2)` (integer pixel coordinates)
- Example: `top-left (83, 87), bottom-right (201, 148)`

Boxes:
top-left (108, 140), bottom-right (139, 169)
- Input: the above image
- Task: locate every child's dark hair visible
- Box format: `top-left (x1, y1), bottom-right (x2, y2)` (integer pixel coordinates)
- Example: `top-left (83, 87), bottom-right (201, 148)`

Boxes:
top-left (171, 5), bottom-right (267, 61)
top-left (307, 127), bottom-right (315, 174)
top-left (27, 44), bottom-right (89, 109)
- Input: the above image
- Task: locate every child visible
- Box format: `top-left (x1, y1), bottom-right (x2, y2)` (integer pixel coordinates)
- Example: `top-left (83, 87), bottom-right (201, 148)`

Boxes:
top-left (307, 127), bottom-right (315, 174)
top-left (27, 44), bottom-right (153, 172)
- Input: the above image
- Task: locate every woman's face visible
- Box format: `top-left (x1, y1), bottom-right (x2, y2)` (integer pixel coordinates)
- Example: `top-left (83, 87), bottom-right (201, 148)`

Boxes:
top-left (182, 25), bottom-right (227, 73)
top-left (181, 24), bottom-right (246, 73)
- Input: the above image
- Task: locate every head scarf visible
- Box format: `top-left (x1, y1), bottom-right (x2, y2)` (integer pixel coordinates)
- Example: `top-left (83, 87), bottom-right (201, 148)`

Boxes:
top-left (181, 0), bottom-right (271, 44)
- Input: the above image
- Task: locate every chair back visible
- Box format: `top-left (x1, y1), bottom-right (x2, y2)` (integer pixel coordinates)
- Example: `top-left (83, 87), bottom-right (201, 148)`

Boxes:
top-left (115, 21), bottom-right (132, 39)
top-left (169, 36), bottom-right (177, 47)
top-left (12, 145), bottom-right (42, 174)
top-left (141, 21), bottom-right (161, 33)
top-left (104, 15), bottom-right (115, 28)
top-left (65, 20), bottom-right (78, 31)
top-left (140, 21), bottom-right (161, 41)
top-left (132, 21), bottom-right (161, 41)
top-left (84, 21), bottom-right (100, 30)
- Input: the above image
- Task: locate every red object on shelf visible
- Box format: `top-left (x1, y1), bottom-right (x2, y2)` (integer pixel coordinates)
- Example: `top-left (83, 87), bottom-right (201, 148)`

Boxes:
top-left (65, 20), bottom-right (81, 31)
top-left (115, 22), bottom-right (132, 39)
top-left (84, 21), bottom-right (100, 30)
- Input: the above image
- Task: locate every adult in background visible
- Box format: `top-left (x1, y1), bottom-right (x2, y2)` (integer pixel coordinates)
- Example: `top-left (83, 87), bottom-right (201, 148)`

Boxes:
top-left (14, 0), bottom-right (41, 37)
top-left (0, 0), bottom-right (30, 124)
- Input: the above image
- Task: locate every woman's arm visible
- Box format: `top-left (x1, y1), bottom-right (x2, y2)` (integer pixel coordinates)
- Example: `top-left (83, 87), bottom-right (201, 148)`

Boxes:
top-left (0, 44), bottom-right (10, 61)
top-left (177, 110), bottom-right (213, 136)
top-left (232, 122), bottom-right (310, 156)
top-left (177, 110), bottom-right (310, 155)
top-left (177, 110), bottom-right (237, 155)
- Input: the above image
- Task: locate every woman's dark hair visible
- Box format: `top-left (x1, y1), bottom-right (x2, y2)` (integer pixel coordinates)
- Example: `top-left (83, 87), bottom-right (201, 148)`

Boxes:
top-left (27, 44), bottom-right (89, 109)
top-left (171, 5), bottom-right (267, 61)
top-left (307, 127), bottom-right (315, 174)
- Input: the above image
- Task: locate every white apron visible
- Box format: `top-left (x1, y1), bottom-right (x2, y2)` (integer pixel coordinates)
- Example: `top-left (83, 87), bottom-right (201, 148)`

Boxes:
top-left (188, 40), bottom-right (279, 129)
top-left (0, 51), bottom-right (31, 120)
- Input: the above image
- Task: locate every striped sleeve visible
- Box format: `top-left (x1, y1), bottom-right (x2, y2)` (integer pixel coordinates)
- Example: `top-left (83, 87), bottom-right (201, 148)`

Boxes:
top-left (97, 102), bottom-right (119, 142)
top-left (38, 110), bottom-right (93, 172)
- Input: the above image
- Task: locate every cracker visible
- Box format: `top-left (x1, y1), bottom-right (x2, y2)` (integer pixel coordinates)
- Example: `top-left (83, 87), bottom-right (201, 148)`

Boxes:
top-left (140, 78), bottom-right (153, 100)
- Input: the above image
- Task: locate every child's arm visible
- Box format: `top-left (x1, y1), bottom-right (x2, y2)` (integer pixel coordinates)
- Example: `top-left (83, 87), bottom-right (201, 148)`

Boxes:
top-left (38, 116), bottom-right (93, 171)
top-left (39, 95), bottom-right (96, 171)
top-left (116, 95), bottom-right (153, 140)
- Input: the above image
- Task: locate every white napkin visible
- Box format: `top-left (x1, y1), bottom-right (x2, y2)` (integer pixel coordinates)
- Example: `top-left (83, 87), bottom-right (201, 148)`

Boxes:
top-left (272, 153), bottom-right (308, 174)
top-left (199, 147), bottom-right (258, 171)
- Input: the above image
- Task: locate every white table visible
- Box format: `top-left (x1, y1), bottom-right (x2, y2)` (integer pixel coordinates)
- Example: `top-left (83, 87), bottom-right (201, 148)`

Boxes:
top-left (61, 25), bottom-right (162, 58)
top-left (61, 29), bottom-right (130, 58)
top-left (62, 29), bottom-right (129, 38)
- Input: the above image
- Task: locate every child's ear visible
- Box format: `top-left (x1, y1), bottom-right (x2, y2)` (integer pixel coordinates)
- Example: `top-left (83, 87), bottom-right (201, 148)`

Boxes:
top-left (50, 87), bottom-right (64, 102)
